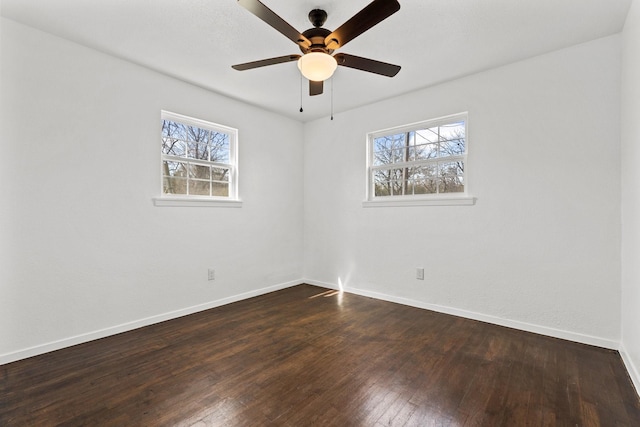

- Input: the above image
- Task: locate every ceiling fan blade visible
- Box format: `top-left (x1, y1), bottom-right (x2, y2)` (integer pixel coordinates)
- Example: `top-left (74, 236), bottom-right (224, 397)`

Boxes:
top-left (334, 53), bottom-right (400, 77)
top-left (324, 0), bottom-right (400, 50)
top-left (232, 54), bottom-right (301, 71)
top-left (309, 80), bottom-right (324, 96)
top-left (237, 0), bottom-right (311, 49)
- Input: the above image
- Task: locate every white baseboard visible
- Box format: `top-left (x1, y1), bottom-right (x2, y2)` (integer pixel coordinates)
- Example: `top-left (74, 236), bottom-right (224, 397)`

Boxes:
top-left (619, 343), bottom-right (640, 396)
top-left (0, 280), bottom-right (301, 366)
top-left (303, 279), bottom-right (619, 350)
top-left (2, 279), bottom-right (623, 366)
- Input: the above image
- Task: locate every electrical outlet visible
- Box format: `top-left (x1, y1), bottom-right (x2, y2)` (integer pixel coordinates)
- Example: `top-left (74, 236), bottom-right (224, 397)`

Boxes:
top-left (416, 268), bottom-right (424, 280)
top-left (208, 269), bottom-right (215, 281)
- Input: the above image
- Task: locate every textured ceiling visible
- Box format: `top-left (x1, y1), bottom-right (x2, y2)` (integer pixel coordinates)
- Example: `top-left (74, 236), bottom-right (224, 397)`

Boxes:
top-left (1, 0), bottom-right (632, 121)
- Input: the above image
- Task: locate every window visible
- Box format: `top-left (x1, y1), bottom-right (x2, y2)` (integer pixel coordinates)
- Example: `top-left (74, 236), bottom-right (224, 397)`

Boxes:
top-left (156, 111), bottom-right (239, 207)
top-left (365, 113), bottom-right (473, 206)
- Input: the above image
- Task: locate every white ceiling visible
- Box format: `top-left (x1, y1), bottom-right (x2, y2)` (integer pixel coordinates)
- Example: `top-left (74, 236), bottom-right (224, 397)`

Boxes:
top-left (1, 0), bottom-right (632, 122)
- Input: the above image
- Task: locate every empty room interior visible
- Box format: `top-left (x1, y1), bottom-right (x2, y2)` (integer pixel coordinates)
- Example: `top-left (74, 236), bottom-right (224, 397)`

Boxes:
top-left (1, 0), bottom-right (640, 425)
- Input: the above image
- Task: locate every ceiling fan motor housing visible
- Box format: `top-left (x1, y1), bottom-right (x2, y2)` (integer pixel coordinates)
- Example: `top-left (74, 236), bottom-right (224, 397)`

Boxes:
top-left (300, 26), bottom-right (334, 54)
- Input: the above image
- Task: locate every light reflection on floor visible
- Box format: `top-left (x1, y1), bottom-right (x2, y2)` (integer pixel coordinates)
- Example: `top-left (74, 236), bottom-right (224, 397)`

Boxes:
top-left (307, 289), bottom-right (339, 299)
top-left (307, 289), bottom-right (344, 306)
top-left (307, 278), bottom-right (346, 305)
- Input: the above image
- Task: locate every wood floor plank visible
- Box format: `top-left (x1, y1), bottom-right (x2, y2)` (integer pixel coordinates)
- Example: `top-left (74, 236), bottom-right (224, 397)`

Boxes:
top-left (1, 284), bottom-right (639, 426)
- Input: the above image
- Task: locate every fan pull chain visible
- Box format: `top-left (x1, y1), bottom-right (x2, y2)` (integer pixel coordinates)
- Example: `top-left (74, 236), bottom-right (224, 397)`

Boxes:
top-left (330, 76), bottom-right (334, 121)
top-left (299, 74), bottom-right (304, 113)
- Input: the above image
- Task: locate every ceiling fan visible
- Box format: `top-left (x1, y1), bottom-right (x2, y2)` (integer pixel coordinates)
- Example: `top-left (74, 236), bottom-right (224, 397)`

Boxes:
top-left (232, 0), bottom-right (401, 96)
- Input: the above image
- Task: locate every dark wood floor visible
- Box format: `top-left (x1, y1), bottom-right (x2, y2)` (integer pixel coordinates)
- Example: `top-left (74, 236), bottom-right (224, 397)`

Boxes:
top-left (1, 285), bottom-right (639, 426)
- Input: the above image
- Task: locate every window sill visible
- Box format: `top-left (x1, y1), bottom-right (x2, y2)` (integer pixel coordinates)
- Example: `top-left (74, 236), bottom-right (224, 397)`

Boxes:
top-left (362, 195), bottom-right (476, 207)
top-left (153, 197), bottom-right (242, 208)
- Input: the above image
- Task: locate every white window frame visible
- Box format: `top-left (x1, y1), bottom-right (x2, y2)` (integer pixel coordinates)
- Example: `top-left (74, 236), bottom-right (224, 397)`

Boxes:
top-left (153, 111), bottom-right (241, 208)
top-left (363, 112), bottom-right (475, 207)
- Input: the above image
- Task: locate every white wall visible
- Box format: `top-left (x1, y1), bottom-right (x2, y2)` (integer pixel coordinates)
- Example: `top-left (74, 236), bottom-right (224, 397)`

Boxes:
top-left (621, 0), bottom-right (640, 392)
top-left (0, 18), bottom-right (304, 363)
top-left (303, 35), bottom-right (622, 347)
top-left (0, 14), bottom-right (630, 368)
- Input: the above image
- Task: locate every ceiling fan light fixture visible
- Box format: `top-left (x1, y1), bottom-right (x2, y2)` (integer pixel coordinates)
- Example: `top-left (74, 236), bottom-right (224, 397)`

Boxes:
top-left (297, 52), bottom-right (337, 82)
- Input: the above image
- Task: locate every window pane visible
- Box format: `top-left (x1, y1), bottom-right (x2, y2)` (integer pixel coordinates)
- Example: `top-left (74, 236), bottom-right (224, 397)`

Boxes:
top-left (413, 143), bottom-right (438, 161)
top-left (440, 161), bottom-right (464, 176)
top-left (438, 161), bottom-right (464, 193)
top-left (189, 164), bottom-right (210, 180)
top-left (373, 136), bottom-right (391, 153)
top-left (409, 165), bottom-right (436, 194)
top-left (392, 148), bottom-right (406, 163)
top-left (438, 176), bottom-right (464, 193)
top-left (405, 166), bottom-right (422, 182)
top-left (391, 180), bottom-right (405, 196)
top-left (212, 167), bottom-right (229, 182)
top-left (161, 120), bottom-right (171, 138)
top-left (407, 146), bottom-right (416, 162)
top-left (439, 121), bottom-right (465, 141)
top-left (406, 181), bottom-right (416, 195)
top-left (212, 182), bottom-right (229, 197)
top-left (413, 165), bottom-right (437, 179)
top-left (406, 131), bottom-right (416, 147)
top-left (190, 180), bottom-right (211, 196)
top-left (415, 127), bottom-right (440, 143)
top-left (374, 136), bottom-right (393, 152)
top-left (163, 161), bottom-right (187, 177)
top-left (374, 183), bottom-right (391, 196)
top-left (440, 138), bottom-right (465, 157)
top-left (162, 138), bottom-right (186, 156)
top-left (163, 177), bottom-right (187, 194)
top-left (389, 133), bottom-right (405, 150)
top-left (163, 121), bottom-right (187, 140)
top-left (187, 141), bottom-right (209, 160)
top-left (413, 178), bottom-right (438, 194)
top-left (187, 126), bottom-right (210, 143)
top-left (374, 135), bottom-right (409, 166)
top-left (374, 169), bottom-right (391, 182)
top-left (211, 132), bottom-right (230, 163)
top-left (373, 149), bottom-right (393, 166)
top-left (374, 169), bottom-right (392, 196)
top-left (391, 168), bottom-right (406, 182)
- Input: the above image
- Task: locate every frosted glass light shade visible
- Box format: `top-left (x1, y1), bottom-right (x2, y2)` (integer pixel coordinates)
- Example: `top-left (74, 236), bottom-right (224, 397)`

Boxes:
top-left (297, 52), bottom-right (338, 81)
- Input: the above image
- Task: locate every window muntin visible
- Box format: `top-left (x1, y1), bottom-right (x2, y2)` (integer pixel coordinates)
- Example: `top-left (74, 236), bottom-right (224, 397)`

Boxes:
top-left (161, 111), bottom-right (238, 199)
top-left (368, 114), bottom-right (467, 199)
